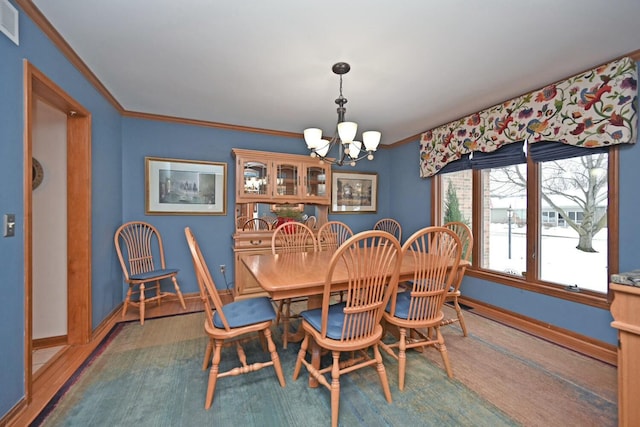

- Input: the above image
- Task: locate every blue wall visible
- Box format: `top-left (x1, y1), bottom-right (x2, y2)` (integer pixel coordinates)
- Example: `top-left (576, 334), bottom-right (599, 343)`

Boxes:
top-left (386, 139), bottom-right (432, 241)
top-left (0, 7), bottom-right (26, 415)
top-left (120, 118), bottom-right (392, 296)
top-left (0, 3), bottom-right (123, 416)
top-left (1, 1), bottom-right (638, 420)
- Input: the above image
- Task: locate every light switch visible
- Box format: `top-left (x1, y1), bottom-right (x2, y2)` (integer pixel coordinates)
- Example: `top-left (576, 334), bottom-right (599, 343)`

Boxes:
top-left (4, 214), bottom-right (15, 237)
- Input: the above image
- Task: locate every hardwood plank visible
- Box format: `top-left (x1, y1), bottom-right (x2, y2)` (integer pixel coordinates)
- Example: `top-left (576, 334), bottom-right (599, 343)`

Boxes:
top-left (6, 293), bottom-right (204, 427)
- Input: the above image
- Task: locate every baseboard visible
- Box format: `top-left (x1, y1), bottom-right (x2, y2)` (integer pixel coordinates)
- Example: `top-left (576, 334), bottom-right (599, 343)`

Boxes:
top-left (460, 296), bottom-right (618, 366)
top-left (33, 335), bottom-right (67, 350)
top-left (219, 289), bottom-right (234, 304)
top-left (0, 398), bottom-right (26, 427)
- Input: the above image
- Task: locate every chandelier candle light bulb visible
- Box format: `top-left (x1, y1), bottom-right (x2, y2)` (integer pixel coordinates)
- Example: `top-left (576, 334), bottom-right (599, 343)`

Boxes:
top-left (303, 62), bottom-right (381, 166)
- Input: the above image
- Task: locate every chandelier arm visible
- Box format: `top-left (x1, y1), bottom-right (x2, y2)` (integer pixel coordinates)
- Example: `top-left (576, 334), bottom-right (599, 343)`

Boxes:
top-left (349, 150), bottom-right (375, 162)
top-left (313, 135), bottom-right (348, 166)
top-left (305, 62), bottom-right (380, 167)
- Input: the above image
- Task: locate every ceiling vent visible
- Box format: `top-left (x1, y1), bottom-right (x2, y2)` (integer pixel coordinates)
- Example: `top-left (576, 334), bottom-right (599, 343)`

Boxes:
top-left (0, 0), bottom-right (19, 46)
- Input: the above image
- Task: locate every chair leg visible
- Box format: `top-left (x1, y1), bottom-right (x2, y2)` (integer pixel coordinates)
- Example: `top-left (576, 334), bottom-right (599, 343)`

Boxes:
top-left (202, 339), bottom-right (213, 371)
top-left (410, 328), bottom-right (424, 352)
top-left (155, 280), bottom-right (162, 306)
top-left (373, 344), bottom-right (392, 403)
top-left (275, 299), bottom-right (286, 325)
top-left (398, 327), bottom-right (407, 391)
top-left (264, 327), bottom-right (286, 387)
top-left (282, 301), bottom-right (291, 349)
top-left (453, 297), bottom-right (468, 336)
top-left (171, 276), bottom-right (187, 309)
top-left (292, 334), bottom-right (310, 380)
top-left (436, 328), bottom-right (453, 378)
top-left (139, 283), bottom-right (146, 325)
top-left (258, 330), bottom-right (268, 352)
top-left (122, 286), bottom-right (133, 317)
top-left (330, 351), bottom-right (341, 427)
top-left (205, 340), bottom-right (223, 410)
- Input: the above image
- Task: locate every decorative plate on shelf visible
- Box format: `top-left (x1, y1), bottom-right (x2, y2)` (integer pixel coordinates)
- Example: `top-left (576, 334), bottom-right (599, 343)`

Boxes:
top-left (32, 157), bottom-right (44, 190)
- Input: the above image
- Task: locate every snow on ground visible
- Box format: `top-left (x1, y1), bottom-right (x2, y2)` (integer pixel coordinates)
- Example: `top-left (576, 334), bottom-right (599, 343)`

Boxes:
top-left (488, 223), bottom-right (607, 293)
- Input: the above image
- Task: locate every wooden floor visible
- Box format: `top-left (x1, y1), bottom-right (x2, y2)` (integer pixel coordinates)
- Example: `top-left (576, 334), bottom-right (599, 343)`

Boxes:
top-left (6, 295), bottom-right (204, 427)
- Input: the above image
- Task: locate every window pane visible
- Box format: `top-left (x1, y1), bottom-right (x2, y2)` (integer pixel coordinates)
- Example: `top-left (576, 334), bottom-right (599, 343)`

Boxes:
top-left (483, 166), bottom-right (527, 276)
top-left (539, 153), bottom-right (608, 293)
top-left (440, 170), bottom-right (473, 227)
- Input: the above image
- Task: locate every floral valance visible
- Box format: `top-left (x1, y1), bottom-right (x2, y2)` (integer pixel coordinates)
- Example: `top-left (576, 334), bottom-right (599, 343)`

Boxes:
top-left (419, 56), bottom-right (638, 178)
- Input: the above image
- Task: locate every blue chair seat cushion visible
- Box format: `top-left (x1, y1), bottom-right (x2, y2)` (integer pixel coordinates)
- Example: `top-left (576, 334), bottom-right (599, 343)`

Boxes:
top-left (301, 302), bottom-right (361, 340)
top-left (385, 290), bottom-right (413, 319)
top-left (130, 268), bottom-right (179, 281)
top-left (213, 297), bottom-right (276, 328)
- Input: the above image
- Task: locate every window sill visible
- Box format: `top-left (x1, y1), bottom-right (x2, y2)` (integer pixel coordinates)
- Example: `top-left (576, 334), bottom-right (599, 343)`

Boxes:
top-left (466, 268), bottom-right (611, 310)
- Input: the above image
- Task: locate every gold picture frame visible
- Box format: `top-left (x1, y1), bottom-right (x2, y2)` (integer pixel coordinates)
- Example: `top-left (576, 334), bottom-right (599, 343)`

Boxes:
top-left (145, 156), bottom-right (227, 215)
top-left (331, 171), bottom-right (378, 213)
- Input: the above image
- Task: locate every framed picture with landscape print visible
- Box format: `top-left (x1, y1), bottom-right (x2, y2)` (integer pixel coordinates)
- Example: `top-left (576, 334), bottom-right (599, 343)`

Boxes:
top-left (145, 157), bottom-right (227, 215)
top-left (331, 171), bottom-right (378, 213)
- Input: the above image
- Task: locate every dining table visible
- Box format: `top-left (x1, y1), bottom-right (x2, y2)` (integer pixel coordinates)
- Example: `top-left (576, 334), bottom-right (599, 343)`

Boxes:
top-left (241, 250), bottom-right (469, 387)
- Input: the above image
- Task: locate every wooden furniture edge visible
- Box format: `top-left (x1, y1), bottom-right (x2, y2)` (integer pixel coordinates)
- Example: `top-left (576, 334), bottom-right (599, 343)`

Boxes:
top-left (460, 296), bottom-right (617, 365)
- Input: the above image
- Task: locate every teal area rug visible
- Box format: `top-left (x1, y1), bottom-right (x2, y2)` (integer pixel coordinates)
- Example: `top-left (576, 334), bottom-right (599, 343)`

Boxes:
top-left (34, 313), bottom-right (518, 427)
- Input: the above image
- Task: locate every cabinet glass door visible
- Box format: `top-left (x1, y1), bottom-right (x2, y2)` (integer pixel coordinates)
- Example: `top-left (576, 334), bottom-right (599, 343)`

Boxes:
top-left (306, 165), bottom-right (329, 198)
top-left (275, 162), bottom-right (299, 197)
top-left (241, 160), bottom-right (269, 198)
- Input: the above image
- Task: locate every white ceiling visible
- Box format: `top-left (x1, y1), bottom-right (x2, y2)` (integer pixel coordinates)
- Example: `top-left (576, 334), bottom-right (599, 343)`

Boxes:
top-left (29, 0), bottom-right (640, 145)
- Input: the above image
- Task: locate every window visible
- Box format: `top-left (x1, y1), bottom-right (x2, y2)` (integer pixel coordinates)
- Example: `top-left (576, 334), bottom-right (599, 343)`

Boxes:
top-left (567, 211), bottom-right (584, 225)
top-left (481, 165), bottom-right (527, 277)
top-left (538, 153), bottom-right (608, 292)
top-left (435, 143), bottom-right (616, 306)
top-left (440, 169), bottom-right (472, 227)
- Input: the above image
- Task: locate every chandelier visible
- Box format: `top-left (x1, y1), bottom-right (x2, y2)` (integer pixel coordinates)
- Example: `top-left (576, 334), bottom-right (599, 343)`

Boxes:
top-left (303, 62), bottom-right (381, 166)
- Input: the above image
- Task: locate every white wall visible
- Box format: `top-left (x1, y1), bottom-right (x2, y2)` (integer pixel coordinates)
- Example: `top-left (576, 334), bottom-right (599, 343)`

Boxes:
top-left (32, 99), bottom-right (67, 339)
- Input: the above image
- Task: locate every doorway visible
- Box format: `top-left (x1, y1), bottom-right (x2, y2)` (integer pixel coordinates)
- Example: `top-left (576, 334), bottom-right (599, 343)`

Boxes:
top-left (23, 61), bottom-right (92, 400)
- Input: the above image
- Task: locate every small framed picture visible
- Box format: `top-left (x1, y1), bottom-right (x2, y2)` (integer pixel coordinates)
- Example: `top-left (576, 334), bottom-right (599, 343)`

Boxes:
top-left (331, 171), bottom-right (378, 214)
top-left (145, 157), bottom-right (227, 215)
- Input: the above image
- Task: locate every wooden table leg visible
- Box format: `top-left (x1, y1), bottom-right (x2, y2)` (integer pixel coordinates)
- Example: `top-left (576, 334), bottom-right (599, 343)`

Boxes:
top-left (281, 294), bottom-right (323, 344)
top-left (285, 326), bottom-right (305, 343)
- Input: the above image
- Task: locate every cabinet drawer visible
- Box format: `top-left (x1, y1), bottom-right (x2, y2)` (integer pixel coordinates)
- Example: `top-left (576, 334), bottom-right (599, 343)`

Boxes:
top-left (233, 230), bottom-right (273, 250)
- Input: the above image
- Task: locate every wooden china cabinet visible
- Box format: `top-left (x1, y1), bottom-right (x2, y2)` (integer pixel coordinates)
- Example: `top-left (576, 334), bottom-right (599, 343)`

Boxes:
top-left (231, 149), bottom-right (332, 299)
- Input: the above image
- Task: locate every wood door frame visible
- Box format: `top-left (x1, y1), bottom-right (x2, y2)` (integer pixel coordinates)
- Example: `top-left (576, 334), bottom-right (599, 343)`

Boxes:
top-left (23, 60), bottom-right (92, 400)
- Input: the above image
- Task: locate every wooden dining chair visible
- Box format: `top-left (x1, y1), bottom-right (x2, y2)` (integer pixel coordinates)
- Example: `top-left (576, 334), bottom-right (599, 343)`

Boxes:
top-left (374, 218), bottom-right (402, 242)
top-left (236, 215), bottom-right (250, 230)
top-left (261, 215), bottom-right (279, 230)
top-left (114, 221), bottom-right (186, 325)
top-left (317, 220), bottom-right (353, 303)
top-left (304, 215), bottom-right (317, 230)
top-left (271, 221), bottom-right (318, 253)
top-left (293, 230), bottom-right (402, 427)
top-left (380, 226), bottom-right (462, 390)
top-left (184, 227), bottom-right (286, 409)
top-left (317, 221), bottom-right (353, 252)
top-left (242, 217), bottom-right (270, 231)
top-left (271, 221), bottom-right (318, 348)
top-left (443, 221), bottom-right (473, 336)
